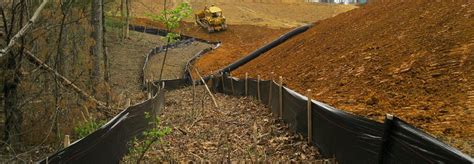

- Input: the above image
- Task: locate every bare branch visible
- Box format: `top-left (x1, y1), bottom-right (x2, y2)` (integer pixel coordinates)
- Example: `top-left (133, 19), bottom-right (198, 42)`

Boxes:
top-left (193, 67), bottom-right (219, 108)
top-left (0, 0), bottom-right (48, 58)
top-left (23, 48), bottom-right (108, 109)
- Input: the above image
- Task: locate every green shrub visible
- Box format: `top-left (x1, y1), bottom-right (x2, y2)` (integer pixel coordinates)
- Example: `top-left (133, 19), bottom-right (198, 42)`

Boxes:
top-left (74, 119), bottom-right (105, 139)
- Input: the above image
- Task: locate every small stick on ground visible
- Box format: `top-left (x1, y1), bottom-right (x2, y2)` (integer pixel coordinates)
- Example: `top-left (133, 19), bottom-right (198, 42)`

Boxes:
top-left (193, 67), bottom-right (219, 108)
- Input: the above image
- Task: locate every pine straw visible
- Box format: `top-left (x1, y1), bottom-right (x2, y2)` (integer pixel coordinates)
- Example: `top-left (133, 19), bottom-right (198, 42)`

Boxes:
top-left (143, 86), bottom-right (323, 162)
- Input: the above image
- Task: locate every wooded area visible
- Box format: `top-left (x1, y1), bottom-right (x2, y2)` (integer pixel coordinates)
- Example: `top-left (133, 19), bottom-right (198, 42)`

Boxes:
top-left (0, 0), bottom-right (132, 161)
top-left (0, 0), bottom-right (471, 162)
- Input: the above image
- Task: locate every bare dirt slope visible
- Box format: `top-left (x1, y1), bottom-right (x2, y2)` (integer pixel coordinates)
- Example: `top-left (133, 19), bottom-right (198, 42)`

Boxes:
top-left (132, 18), bottom-right (290, 77)
top-left (132, 0), bottom-right (356, 28)
top-left (129, 1), bottom-right (356, 78)
top-left (233, 0), bottom-right (474, 155)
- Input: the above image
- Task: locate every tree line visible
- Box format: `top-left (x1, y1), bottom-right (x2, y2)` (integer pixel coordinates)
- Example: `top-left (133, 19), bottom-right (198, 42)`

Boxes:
top-left (0, 0), bottom-right (132, 161)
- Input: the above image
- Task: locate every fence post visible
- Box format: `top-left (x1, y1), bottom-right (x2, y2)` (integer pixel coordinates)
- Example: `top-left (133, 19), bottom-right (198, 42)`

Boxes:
top-left (125, 98), bottom-right (131, 108)
top-left (229, 73), bottom-right (235, 95)
top-left (64, 135), bottom-right (70, 148)
top-left (245, 72), bottom-right (248, 96)
top-left (306, 89), bottom-right (312, 144)
top-left (268, 72), bottom-right (274, 106)
top-left (279, 76), bottom-right (283, 119)
top-left (378, 114), bottom-right (395, 164)
top-left (146, 79), bottom-right (149, 93)
top-left (257, 75), bottom-right (261, 101)
top-left (147, 80), bottom-right (152, 99)
top-left (209, 74), bottom-right (215, 93)
top-left (221, 73), bottom-right (225, 93)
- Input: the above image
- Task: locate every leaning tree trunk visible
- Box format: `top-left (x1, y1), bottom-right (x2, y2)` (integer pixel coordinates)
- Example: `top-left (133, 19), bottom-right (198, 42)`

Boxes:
top-left (90, 0), bottom-right (103, 94)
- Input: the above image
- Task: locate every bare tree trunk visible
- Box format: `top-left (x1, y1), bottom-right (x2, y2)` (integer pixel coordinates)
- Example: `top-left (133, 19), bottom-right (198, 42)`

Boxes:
top-left (125, 0), bottom-right (130, 38)
top-left (2, 0), bottom-right (27, 146)
top-left (90, 0), bottom-right (103, 94)
top-left (158, 0), bottom-right (168, 82)
top-left (53, 0), bottom-right (71, 143)
top-left (102, 0), bottom-right (111, 105)
top-left (120, 0), bottom-right (125, 40)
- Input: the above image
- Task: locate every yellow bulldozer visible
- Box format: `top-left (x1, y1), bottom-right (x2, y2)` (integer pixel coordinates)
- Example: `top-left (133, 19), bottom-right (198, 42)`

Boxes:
top-left (195, 5), bottom-right (227, 33)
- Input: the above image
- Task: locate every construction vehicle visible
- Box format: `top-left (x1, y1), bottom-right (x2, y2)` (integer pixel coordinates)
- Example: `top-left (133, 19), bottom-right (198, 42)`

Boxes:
top-left (195, 5), bottom-right (227, 33)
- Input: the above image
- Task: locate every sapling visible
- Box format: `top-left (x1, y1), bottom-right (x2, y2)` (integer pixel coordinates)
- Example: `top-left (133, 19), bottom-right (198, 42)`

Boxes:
top-left (146, 2), bottom-right (192, 82)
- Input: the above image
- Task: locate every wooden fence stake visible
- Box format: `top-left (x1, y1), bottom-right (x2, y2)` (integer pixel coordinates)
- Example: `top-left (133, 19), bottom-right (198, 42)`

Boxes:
top-left (209, 74), bottom-right (214, 93)
top-left (268, 72), bottom-right (274, 106)
top-left (125, 98), bottom-right (131, 108)
top-left (279, 76), bottom-right (283, 119)
top-left (229, 73), bottom-right (235, 95)
top-left (147, 80), bottom-right (152, 99)
top-left (257, 75), bottom-right (261, 100)
top-left (307, 89), bottom-right (312, 144)
top-left (221, 74), bottom-right (225, 93)
top-left (64, 135), bottom-right (70, 148)
top-left (146, 80), bottom-right (149, 94)
top-left (378, 114), bottom-right (395, 163)
top-left (245, 72), bottom-right (248, 96)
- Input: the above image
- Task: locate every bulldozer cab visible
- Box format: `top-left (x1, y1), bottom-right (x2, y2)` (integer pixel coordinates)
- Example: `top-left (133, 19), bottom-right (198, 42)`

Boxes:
top-left (206, 5), bottom-right (222, 18)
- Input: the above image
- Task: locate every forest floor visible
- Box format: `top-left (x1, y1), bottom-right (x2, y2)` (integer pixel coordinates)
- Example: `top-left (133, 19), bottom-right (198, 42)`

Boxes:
top-left (107, 29), bottom-right (165, 105)
top-left (138, 86), bottom-right (325, 162)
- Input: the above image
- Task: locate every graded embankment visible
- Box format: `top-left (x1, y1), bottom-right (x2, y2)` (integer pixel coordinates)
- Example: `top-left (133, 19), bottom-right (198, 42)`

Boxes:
top-left (233, 0), bottom-right (474, 155)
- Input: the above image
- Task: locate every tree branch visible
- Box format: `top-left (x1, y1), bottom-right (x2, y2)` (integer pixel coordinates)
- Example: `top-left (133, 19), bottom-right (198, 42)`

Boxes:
top-left (0, 0), bottom-right (48, 58)
top-left (23, 49), bottom-right (108, 109)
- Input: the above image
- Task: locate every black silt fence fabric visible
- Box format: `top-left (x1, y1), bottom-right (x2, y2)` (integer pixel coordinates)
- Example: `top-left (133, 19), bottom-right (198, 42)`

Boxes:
top-left (129, 25), bottom-right (220, 45)
top-left (281, 88), bottom-right (309, 137)
top-left (269, 82), bottom-right (280, 115)
top-left (381, 117), bottom-right (473, 164)
top-left (230, 77), bottom-right (246, 96)
top-left (213, 76), bottom-right (473, 164)
top-left (160, 79), bottom-right (189, 90)
top-left (40, 90), bottom-right (165, 164)
top-left (259, 80), bottom-right (271, 106)
top-left (219, 76), bottom-right (232, 95)
top-left (246, 79), bottom-right (258, 99)
top-left (310, 101), bottom-right (384, 163)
